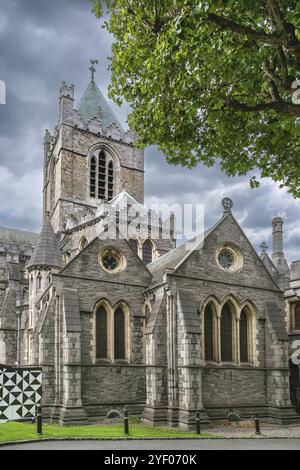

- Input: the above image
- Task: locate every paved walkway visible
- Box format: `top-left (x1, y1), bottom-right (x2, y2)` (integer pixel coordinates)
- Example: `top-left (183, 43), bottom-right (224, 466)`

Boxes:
top-left (207, 422), bottom-right (300, 438)
top-left (0, 439), bottom-right (300, 450)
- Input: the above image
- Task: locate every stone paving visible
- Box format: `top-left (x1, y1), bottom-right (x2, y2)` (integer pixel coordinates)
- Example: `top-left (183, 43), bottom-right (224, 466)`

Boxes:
top-left (206, 421), bottom-right (300, 438)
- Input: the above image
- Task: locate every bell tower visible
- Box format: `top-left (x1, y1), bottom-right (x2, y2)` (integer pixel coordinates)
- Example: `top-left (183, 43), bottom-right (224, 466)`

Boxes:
top-left (43, 60), bottom-right (144, 233)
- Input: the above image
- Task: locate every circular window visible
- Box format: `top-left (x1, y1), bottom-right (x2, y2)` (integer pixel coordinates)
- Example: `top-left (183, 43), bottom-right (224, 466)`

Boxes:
top-left (216, 245), bottom-right (243, 273)
top-left (218, 250), bottom-right (235, 270)
top-left (99, 248), bottom-right (126, 274)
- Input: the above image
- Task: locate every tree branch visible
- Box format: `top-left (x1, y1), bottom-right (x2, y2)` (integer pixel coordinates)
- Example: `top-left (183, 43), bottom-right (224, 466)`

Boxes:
top-left (225, 96), bottom-right (300, 116)
top-left (207, 12), bottom-right (284, 46)
top-left (207, 11), bottom-right (300, 67)
top-left (266, 0), bottom-right (287, 32)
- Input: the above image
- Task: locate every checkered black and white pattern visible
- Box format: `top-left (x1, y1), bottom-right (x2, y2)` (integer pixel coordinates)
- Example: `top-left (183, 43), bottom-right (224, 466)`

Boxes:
top-left (0, 365), bottom-right (42, 423)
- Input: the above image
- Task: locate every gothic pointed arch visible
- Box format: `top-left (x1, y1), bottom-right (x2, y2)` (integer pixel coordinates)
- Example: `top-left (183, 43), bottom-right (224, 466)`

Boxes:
top-left (220, 302), bottom-right (234, 362)
top-left (204, 303), bottom-right (216, 361)
top-left (88, 144), bottom-right (121, 202)
top-left (220, 294), bottom-right (240, 318)
top-left (78, 236), bottom-right (89, 253)
top-left (142, 239), bottom-right (155, 265)
top-left (113, 301), bottom-right (130, 362)
top-left (96, 304), bottom-right (109, 360)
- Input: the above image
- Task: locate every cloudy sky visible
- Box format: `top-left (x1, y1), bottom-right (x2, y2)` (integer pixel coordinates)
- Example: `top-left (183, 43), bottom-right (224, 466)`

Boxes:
top-left (0, 0), bottom-right (300, 262)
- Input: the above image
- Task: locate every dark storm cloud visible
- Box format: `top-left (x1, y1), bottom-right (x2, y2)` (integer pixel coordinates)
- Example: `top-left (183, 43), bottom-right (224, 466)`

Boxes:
top-left (0, 1), bottom-right (300, 262)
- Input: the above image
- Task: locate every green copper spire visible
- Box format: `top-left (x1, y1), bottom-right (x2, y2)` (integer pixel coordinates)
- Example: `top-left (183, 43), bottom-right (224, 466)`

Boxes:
top-left (77, 60), bottom-right (124, 130)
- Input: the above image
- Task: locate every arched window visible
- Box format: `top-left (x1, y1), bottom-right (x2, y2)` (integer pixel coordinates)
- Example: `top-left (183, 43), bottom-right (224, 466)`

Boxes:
top-left (96, 306), bottom-right (108, 359)
top-left (90, 150), bottom-right (114, 201)
top-left (204, 304), bottom-right (214, 361)
top-left (37, 274), bottom-right (42, 290)
top-left (295, 304), bottom-right (300, 330)
top-left (79, 236), bottom-right (88, 252)
top-left (221, 304), bottom-right (233, 362)
top-left (142, 240), bottom-right (153, 265)
top-left (129, 239), bottom-right (138, 254)
top-left (90, 156), bottom-right (96, 198)
top-left (145, 305), bottom-right (150, 324)
top-left (240, 309), bottom-right (249, 363)
top-left (114, 307), bottom-right (126, 360)
top-left (108, 161), bottom-right (114, 201)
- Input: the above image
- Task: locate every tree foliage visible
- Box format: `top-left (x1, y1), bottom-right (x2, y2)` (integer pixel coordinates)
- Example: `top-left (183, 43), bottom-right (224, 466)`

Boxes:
top-left (93, 0), bottom-right (300, 196)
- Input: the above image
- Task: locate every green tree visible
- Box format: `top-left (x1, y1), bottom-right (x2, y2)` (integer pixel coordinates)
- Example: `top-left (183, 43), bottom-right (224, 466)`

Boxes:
top-left (93, 1), bottom-right (300, 196)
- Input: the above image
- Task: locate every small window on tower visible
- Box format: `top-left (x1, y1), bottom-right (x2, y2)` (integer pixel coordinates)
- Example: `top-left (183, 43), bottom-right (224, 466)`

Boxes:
top-left (108, 161), bottom-right (114, 201)
top-left (90, 150), bottom-right (115, 201)
top-left (90, 156), bottom-right (96, 198)
top-left (98, 151), bottom-right (106, 200)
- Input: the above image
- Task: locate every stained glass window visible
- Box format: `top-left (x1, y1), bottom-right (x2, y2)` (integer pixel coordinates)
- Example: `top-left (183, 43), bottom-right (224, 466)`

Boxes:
top-left (221, 304), bottom-right (233, 362)
top-left (218, 250), bottom-right (234, 270)
top-left (240, 309), bottom-right (249, 363)
top-left (142, 240), bottom-right (153, 265)
top-left (204, 304), bottom-right (214, 361)
top-left (96, 306), bottom-right (108, 359)
top-left (114, 308), bottom-right (125, 360)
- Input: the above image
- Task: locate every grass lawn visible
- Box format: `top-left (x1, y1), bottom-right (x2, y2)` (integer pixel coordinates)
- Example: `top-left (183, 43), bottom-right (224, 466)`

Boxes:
top-left (0, 421), bottom-right (215, 444)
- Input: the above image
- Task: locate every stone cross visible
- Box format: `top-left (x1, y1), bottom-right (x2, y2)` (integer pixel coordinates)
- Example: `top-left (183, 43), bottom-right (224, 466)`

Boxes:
top-left (89, 59), bottom-right (99, 82)
top-left (222, 197), bottom-right (233, 213)
top-left (260, 242), bottom-right (268, 253)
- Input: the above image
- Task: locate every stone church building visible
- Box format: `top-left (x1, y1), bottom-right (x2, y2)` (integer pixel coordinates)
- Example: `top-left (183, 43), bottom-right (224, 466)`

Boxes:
top-left (0, 67), bottom-right (299, 428)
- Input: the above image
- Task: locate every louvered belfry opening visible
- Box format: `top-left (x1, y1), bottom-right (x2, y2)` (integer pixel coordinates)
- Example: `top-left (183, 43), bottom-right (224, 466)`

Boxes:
top-left (114, 307), bottom-right (125, 360)
top-left (204, 304), bottom-right (214, 361)
top-left (98, 151), bottom-right (106, 199)
top-left (295, 304), bottom-right (300, 330)
top-left (142, 239), bottom-right (153, 265)
top-left (221, 303), bottom-right (233, 362)
top-left (90, 150), bottom-right (114, 201)
top-left (96, 306), bottom-right (108, 359)
top-left (90, 156), bottom-right (96, 198)
top-left (240, 309), bottom-right (249, 363)
top-left (108, 161), bottom-right (114, 201)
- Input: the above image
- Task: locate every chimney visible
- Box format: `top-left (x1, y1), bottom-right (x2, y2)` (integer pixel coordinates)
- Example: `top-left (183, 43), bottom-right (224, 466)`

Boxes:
top-left (271, 217), bottom-right (289, 276)
top-left (272, 217), bottom-right (284, 256)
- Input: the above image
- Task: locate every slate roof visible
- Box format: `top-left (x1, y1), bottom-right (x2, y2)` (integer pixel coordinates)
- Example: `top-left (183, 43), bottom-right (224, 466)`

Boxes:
top-left (63, 288), bottom-right (81, 333)
top-left (265, 302), bottom-right (289, 341)
top-left (145, 289), bottom-right (166, 335)
top-left (177, 289), bottom-right (200, 335)
top-left (27, 219), bottom-right (63, 270)
top-left (148, 214), bottom-right (227, 283)
top-left (77, 80), bottom-right (124, 131)
top-left (0, 226), bottom-right (38, 246)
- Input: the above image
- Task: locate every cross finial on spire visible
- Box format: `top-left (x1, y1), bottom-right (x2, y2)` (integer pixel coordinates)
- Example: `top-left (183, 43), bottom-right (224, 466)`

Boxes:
top-left (260, 242), bottom-right (269, 254)
top-left (89, 59), bottom-right (99, 82)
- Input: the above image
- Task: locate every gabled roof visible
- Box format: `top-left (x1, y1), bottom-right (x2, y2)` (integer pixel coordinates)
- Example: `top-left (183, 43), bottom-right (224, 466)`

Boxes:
top-left (77, 80), bottom-right (124, 131)
top-left (148, 214), bottom-right (226, 283)
top-left (27, 219), bottom-right (63, 270)
top-left (110, 190), bottom-right (143, 211)
top-left (0, 226), bottom-right (38, 246)
top-left (148, 211), bottom-right (281, 290)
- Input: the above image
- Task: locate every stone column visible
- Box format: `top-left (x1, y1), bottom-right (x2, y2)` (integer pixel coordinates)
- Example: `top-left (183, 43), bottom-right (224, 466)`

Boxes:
top-left (166, 290), bottom-right (179, 426)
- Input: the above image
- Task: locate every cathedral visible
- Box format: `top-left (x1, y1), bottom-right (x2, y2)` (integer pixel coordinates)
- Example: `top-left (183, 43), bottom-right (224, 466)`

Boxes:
top-left (0, 66), bottom-right (299, 428)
